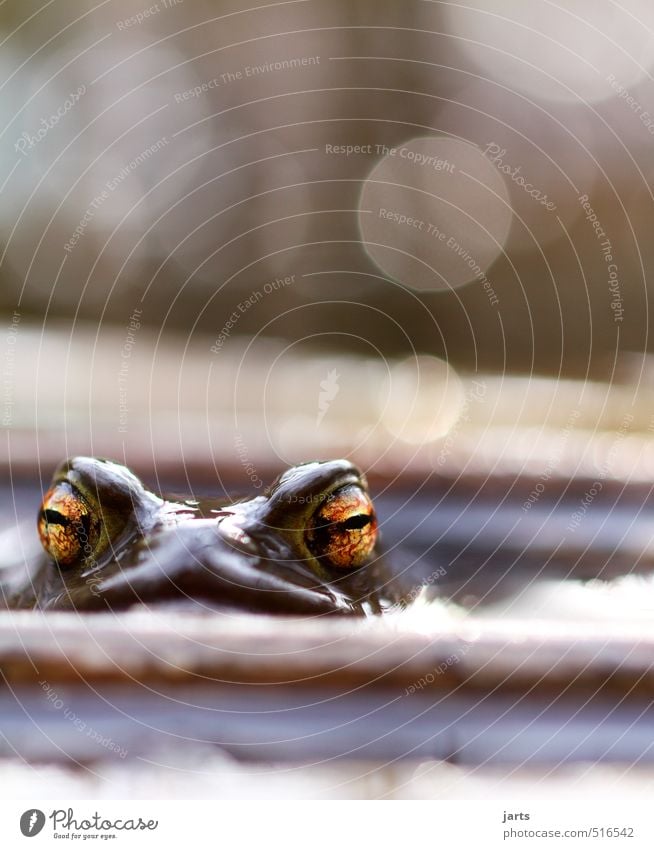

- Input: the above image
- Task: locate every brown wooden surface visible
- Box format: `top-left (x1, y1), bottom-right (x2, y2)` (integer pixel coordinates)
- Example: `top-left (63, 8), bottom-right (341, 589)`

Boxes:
top-left (0, 610), bottom-right (652, 693)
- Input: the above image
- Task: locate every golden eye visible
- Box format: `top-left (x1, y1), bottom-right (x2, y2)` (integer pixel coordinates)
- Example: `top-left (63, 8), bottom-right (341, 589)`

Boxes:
top-left (306, 485), bottom-right (378, 569)
top-left (37, 482), bottom-right (100, 568)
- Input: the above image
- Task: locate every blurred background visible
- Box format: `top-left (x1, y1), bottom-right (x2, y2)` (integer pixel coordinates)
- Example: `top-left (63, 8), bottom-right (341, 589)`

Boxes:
top-left (2, 0), bottom-right (654, 486)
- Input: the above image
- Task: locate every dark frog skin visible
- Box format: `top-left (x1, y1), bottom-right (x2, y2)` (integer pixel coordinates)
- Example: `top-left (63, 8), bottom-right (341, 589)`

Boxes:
top-left (3, 457), bottom-right (411, 616)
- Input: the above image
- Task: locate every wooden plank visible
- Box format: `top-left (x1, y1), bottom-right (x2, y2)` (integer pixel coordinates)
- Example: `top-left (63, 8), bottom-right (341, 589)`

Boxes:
top-left (0, 610), bottom-right (652, 693)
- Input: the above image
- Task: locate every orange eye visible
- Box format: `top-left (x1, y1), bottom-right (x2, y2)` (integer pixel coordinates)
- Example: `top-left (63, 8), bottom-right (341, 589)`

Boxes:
top-left (306, 485), bottom-right (378, 569)
top-left (37, 482), bottom-right (100, 568)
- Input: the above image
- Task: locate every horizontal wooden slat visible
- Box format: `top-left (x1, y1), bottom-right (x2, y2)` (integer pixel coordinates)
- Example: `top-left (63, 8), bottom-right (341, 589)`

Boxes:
top-left (0, 610), bottom-right (652, 693)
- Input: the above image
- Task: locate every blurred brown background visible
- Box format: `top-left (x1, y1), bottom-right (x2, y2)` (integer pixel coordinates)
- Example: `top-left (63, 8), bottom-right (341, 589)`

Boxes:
top-left (1, 0), bottom-right (653, 478)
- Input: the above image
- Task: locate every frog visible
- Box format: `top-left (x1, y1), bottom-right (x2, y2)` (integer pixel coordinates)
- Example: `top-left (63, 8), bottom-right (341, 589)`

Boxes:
top-left (1, 456), bottom-right (412, 616)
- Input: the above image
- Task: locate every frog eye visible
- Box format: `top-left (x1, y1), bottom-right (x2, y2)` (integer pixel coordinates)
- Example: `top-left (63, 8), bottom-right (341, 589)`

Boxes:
top-left (37, 481), bottom-right (101, 568)
top-left (306, 484), bottom-right (378, 569)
